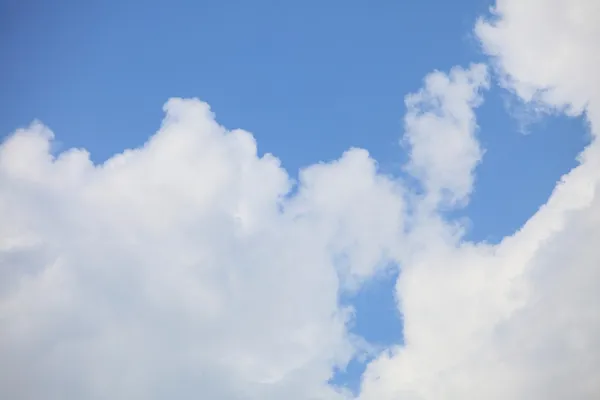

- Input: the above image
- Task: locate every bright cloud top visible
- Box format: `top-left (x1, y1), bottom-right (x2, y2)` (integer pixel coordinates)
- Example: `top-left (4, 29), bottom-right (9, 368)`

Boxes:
top-left (1, 0), bottom-right (599, 399)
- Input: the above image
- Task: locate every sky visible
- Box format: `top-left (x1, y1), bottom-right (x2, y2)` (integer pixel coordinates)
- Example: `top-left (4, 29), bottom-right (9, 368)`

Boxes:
top-left (0, 0), bottom-right (598, 399)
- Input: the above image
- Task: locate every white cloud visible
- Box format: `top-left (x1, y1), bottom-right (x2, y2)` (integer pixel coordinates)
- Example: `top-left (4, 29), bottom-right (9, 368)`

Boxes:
top-left (359, 148), bottom-right (600, 399)
top-left (0, 99), bottom-right (405, 400)
top-left (403, 64), bottom-right (489, 207)
top-left (358, 0), bottom-right (600, 399)
top-left (0, 60), bottom-right (488, 399)
top-left (2, 1), bottom-right (600, 399)
top-left (475, 0), bottom-right (600, 122)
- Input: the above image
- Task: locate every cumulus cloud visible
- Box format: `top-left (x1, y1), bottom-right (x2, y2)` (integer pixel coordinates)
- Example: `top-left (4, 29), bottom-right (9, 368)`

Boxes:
top-left (359, 148), bottom-right (600, 399)
top-left (0, 100), bottom-right (405, 400)
top-left (358, 0), bottom-right (600, 399)
top-left (475, 0), bottom-right (600, 121)
top-left (0, 62), bottom-right (489, 399)
top-left (2, 0), bottom-right (600, 399)
top-left (403, 64), bottom-right (489, 207)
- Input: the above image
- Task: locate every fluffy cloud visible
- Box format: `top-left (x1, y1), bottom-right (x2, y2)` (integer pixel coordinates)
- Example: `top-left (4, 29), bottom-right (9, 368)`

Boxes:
top-left (0, 100), bottom-right (405, 400)
top-left (403, 64), bottom-right (489, 207)
top-left (359, 146), bottom-right (600, 399)
top-left (2, 0), bottom-right (599, 399)
top-left (358, 0), bottom-right (600, 399)
top-left (475, 0), bottom-right (600, 121)
top-left (0, 62), bottom-right (488, 399)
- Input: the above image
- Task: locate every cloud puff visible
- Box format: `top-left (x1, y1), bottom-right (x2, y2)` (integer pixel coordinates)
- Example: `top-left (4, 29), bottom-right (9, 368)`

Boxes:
top-left (403, 64), bottom-right (489, 207)
top-left (359, 146), bottom-right (600, 399)
top-left (0, 100), bottom-right (406, 400)
top-left (0, 61), bottom-right (489, 399)
top-left (476, 0), bottom-right (600, 121)
top-left (358, 1), bottom-right (600, 399)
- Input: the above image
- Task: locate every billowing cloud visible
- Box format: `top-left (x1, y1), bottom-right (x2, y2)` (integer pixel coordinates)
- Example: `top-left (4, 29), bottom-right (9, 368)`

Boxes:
top-left (0, 100), bottom-right (406, 400)
top-left (358, 0), bottom-right (600, 399)
top-left (403, 64), bottom-right (489, 207)
top-left (359, 145), bottom-right (600, 399)
top-left (0, 62), bottom-right (488, 399)
top-left (475, 0), bottom-right (600, 121)
top-left (2, 0), bottom-right (599, 399)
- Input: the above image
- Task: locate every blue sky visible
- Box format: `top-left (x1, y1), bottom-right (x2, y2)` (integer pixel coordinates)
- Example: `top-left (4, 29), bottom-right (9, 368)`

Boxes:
top-left (1, 0), bottom-right (595, 398)
top-left (2, 0), bottom-right (587, 240)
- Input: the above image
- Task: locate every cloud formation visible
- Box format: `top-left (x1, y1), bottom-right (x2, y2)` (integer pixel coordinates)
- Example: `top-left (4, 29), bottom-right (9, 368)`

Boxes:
top-left (0, 100), bottom-right (410, 400)
top-left (1, 0), bottom-right (599, 399)
top-left (359, 1), bottom-right (600, 399)
top-left (476, 0), bottom-right (600, 119)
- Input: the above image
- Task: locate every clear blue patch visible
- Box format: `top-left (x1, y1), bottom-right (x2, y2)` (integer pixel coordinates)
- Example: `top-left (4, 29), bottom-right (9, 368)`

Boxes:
top-left (331, 267), bottom-right (403, 394)
top-left (343, 268), bottom-right (403, 346)
top-left (451, 87), bottom-right (591, 243)
top-left (329, 355), bottom-right (373, 396)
